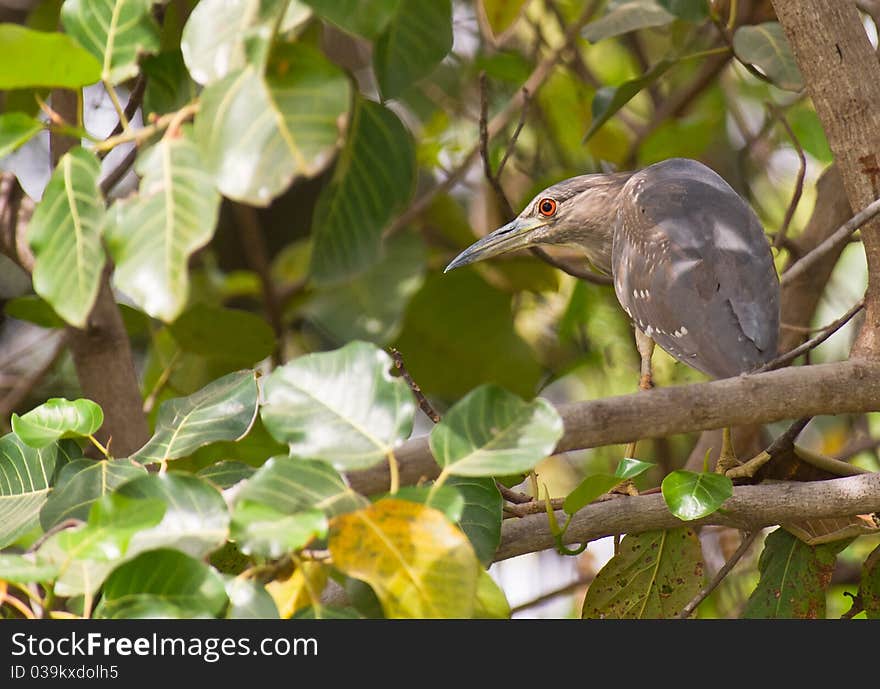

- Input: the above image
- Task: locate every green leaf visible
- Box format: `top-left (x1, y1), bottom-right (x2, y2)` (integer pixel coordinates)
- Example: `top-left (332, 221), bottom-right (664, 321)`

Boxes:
top-left (582, 1), bottom-right (675, 43)
top-left (0, 112), bottom-right (43, 159)
top-left (473, 569), bottom-right (510, 618)
top-left (448, 476), bottom-right (503, 566)
top-left (394, 485), bottom-right (465, 523)
top-left (393, 270), bottom-right (543, 398)
top-left (4, 295), bottom-right (65, 329)
top-left (582, 528), bottom-right (705, 618)
top-left (169, 304), bottom-right (276, 365)
top-left (429, 384), bottom-right (562, 477)
top-left (733, 22), bottom-right (803, 92)
top-left (563, 474), bottom-right (623, 515)
top-left (225, 577), bottom-right (280, 619)
top-left (260, 341), bottom-right (415, 471)
top-left (0, 24), bottom-right (102, 89)
top-left (860, 546), bottom-right (880, 619)
top-left (12, 397), bottom-right (103, 448)
top-left (301, 0), bottom-right (400, 39)
top-left (660, 470), bottom-right (732, 521)
top-left (95, 549), bottom-right (228, 618)
top-left (234, 456), bottom-right (367, 518)
top-left (0, 434), bottom-right (57, 548)
top-left (115, 473), bottom-right (230, 558)
top-left (141, 50), bottom-right (198, 116)
top-left (26, 147), bottom-right (106, 328)
top-left (196, 43), bottom-right (351, 206)
top-left (302, 232), bottom-right (426, 346)
top-left (61, 0), bottom-right (160, 84)
top-left (742, 528), bottom-right (848, 619)
top-left (374, 0), bottom-right (452, 99)
top-left (105, 132), bottom-right (220, 322)
top-left (39, 458), bottom-right (146, 530)
top-left (329, 498), bottom-right (481, 618)
top-left (479, 0), bottom-right (528, 39)
top-left (657, 0), bottom-right (708, 22)
top-left (231, 504), bottom-right (327, 558)
top-left (0, 554), bottom-right (59, 584)
top-left (584, 58), bottom-right (675, 142)
top-left (130, 370), bottom-right (260, 466)
top-left (308, 98), bottom-right (416, 285)
top-left (615, 457), bottom-right (655, 479)
top-left (196, 460), bottom-right (255, 489)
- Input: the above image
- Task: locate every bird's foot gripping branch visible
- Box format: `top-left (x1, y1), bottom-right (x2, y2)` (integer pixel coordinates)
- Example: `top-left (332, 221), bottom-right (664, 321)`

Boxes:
top-left (1, 340), bottom-right (879, 620)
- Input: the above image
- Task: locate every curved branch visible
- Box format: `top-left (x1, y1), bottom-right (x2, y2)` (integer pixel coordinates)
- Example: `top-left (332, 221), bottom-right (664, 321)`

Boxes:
top-left (496, 471), bottom-right (880, 561)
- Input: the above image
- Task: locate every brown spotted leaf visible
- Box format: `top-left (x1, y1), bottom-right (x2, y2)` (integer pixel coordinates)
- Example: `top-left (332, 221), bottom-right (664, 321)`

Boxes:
top-left (741, 527), bottom-right (850, 619)
top-left (581, 528), bottom-right (704, 619)
top-left (328, 498), bottom-right (481, 618)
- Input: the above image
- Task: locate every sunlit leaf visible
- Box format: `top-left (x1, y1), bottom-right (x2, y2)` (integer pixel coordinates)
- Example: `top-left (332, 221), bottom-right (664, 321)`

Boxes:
top-left (582, 528), bottom-right (704, 618)
top-left (329, 499), bottom-right (481, 618)
top-left (0, 435), bottom-right (58, 548)
top-left (0, 554), bottom-right (58, 584)
top-left (61, 0), bottom-right (160, 84)
top-left (447, 476), bottom-right (503, 566)
top-left (39, 459), bottom-right (146, 530)
top-left (429, 384), bottom-right (563, 477)
top-left (733, 22), bottom-right (803, 92)
top-left (660, 470), bottom-right (732, 521)
top-left (308, 98), bottom-right (415, 285)
top-left (105, 131), bottom-right (220, 322)
top-left (563, 475), bottom-right (623, 515)
top-left (0, 112), bottom-right (43, 159)
top-left (12, 398), bottom-right (103, 448)
top-left (374, 0), bottom-right (452, 99)
top-left (231, 504), bottom-right (327, 558)
top-left (473, 569), bottom-right (510, 618)
top-left (225, 577), bottom-right (280, 619)
top-left (742, 528), bottom-right (849, 619)
top-left (27, 148), bottom-right (106, 328)
top-left (582, 1), bottom-right (674, 43)
top-left (267, 561), bottom-right (327, 618)
top-left (0, 23), bottom-right (101, 88)
top-left (394, 485), bottom-right (465, 523)
top-left (479, 0), bottom-right (528, 40)
top-left (130, 370), bottom-right (260, 466)
top-left (260, 342), bottom-right (415, 471)
top-left (301, 0), bottom-right (399, 39)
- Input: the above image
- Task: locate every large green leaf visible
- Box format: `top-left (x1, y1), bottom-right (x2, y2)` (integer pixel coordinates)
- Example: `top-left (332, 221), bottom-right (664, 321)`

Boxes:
top-left (39, 458), bottom-right (146, 530)
top-left (301, 0), bottom-right (400, 39)
top-left (141, 51), bottom-right (199, 116)
top-left (105, 132), bottom-right (220, 322)
top-left (661, 470), bottom-right (732, 521)
top-left (0, 112), bottom-right (43, 159)
top-left (582, 1), bottom-right (675, 43)
top-left (61, 0), bottom-right (160, 84)
top-left (733, 22), bottom-right (803, 92)
top-left (447, 476), bottom-right (503, 566)
top-left (582, 528), bottom-right (705, 618)
top-left (231, 504), bottom-right (327, 558)
top-left (130, 370), bottom-right (260, 466)
top-left (563, 457), bottom-right (655, 514)
top-left (0, 434), bottom-right (57, 548)
top-left (308, 98), bottom-right (416, 285)
top-left (169, 304), bottom-right (276, 365)
top-left (26, 148), bottom-right (106, 328)
top-left (302, 232), bottom-right (425, 345)
top-left (196, 460), bottom-right (255, 489)
top-left (429, 384), bottom-right (563, 477)
top-left (115, 473), bottom-right (230, 558)
top-left (393, 485), bottom-right (465, 523)
top-left (0, 24), bottom-right (101, 89)
top-left (196, 43), bottom-right (351, 206)
top-left (742, 528), bottom-right (849, 619)
top-left (474, 569), bottom-right (510, 618)
top-left (374, 0), bottom-right (452, 99)
top-left (329, 498), bottom-right (481, 618)
top-left (95, 548), bottom-right (228, 618)
top-left (0, 554), bottom-right (59, 584)
top-left (260, 341), bottom-right (415, 471)
top-left (225, 577), bottom-right (280, 619)
top-left (12, 398), bottom-right (103, 449)
top-left (479, 0), bottom-right (528, 39)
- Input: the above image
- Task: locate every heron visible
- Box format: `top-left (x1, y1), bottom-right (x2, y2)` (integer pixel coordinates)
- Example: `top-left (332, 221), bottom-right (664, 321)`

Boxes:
top-left (445, 157), bottom-right (780, 471)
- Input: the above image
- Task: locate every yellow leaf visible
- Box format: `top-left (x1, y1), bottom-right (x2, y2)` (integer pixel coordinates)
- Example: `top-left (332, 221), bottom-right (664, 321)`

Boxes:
top-left (266, 562), bottom-right (327, 619)
top-left (329, 498), bottom-right (481, 618)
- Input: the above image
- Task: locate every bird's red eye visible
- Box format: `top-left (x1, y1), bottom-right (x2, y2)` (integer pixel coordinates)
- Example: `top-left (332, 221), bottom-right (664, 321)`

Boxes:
top-left (538, 198), bottom-right (557, 217)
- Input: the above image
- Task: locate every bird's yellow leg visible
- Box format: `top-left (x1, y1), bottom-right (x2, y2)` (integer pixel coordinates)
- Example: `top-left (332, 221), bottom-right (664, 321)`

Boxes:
top-left (635, 329), bottom-right (655, 391)
top-left (715, 427), bottom-right (775, 478)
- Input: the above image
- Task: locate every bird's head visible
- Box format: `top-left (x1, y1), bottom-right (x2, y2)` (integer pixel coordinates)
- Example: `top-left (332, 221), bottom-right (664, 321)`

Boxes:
top-left (444, 172), bottom-right (632, 274)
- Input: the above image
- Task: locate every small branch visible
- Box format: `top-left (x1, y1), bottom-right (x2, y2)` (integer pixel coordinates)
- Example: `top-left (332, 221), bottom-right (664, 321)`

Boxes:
top-left (104, 76), bottom-right (146, 142)
top-left (505, 496), bottom-right (565, 518)
top-left (510, 575), bottom-right (594, 615)
top-left (756, 298), bottom-right (865, 372)
top-left (103, 81), bottom-right (130, 132)
top-left (142, 349), bottom-right (181, 414)
top-left (677, 531), bottom-right (758, 618)
top-left (26, 519), bottom-right (84, 554)
top-left (496, 482), bottom-right (532, 504)
top-left (781, 197), bottom-right (880, 286)
top-left (99, 146), bottom-right (138, 196)
top-left (93, 102), bottom-right (199, 154)
top-left (389, 348), bottom-right (440, 423)
top-left (479, 72), bottom-right (516, 221)
top-left (770, 105), bottom-right (807, 249)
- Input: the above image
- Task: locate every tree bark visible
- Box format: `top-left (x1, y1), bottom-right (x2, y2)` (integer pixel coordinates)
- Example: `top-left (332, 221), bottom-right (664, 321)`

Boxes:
top-left (773, 1), bottom-right (880, 358)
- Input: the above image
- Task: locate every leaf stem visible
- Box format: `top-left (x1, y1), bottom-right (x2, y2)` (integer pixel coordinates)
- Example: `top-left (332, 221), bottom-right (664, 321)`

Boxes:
top-left (88, 434), bottom-right (110, 459)
top-left (387, 449), bottom-right (400, 495)
top-left (93, 102), bottom-right (199, 154)
top-left (104, 81), bottom-right (130, 132)
top-left (427, 467), bottom-right (451, 502)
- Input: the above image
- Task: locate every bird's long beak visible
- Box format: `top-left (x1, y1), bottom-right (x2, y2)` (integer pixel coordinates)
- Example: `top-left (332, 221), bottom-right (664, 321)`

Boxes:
top-left (444, 217), bottom-right (548, 273)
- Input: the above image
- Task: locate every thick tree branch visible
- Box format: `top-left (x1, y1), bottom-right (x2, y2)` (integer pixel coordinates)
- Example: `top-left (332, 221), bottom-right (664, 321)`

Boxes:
top-left (496, 472), bottom-right (880, 561)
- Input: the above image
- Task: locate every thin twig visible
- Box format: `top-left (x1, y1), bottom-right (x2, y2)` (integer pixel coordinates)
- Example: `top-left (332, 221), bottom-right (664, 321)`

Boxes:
top-left (99, 146), bottom-right (138, 196)
top-left (756, 298), bottom-right (865, 372)
top-left (496, 482), bottom-right (533, 504)
top-left (496, 88), bottom-right (530, 179)
top-left (25, 519), bottom-right (84, 554)
top-left (677, 531), bottom-right (759, 618)
top-left (479, 72), bottom-right (516, 221)
top-left (389, 348), bottom-right (440, 423)
top-left (770, 105), bottom-right (807, 249)
top-left (510, 575), bottom-right (594, 615)
top-left (504, 496), bottom-right (565, 518)
top-left (782, 198), bottom-right (880, 286)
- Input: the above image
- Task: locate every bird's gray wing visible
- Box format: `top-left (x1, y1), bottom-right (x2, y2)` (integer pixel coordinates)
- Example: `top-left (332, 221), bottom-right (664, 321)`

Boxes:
top-left (611, 158), bottom-right (779, 378)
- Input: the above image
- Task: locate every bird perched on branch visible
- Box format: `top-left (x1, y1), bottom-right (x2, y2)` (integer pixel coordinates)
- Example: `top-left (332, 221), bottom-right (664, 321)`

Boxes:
top-left (445, 158), bottom-right (780, 469)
